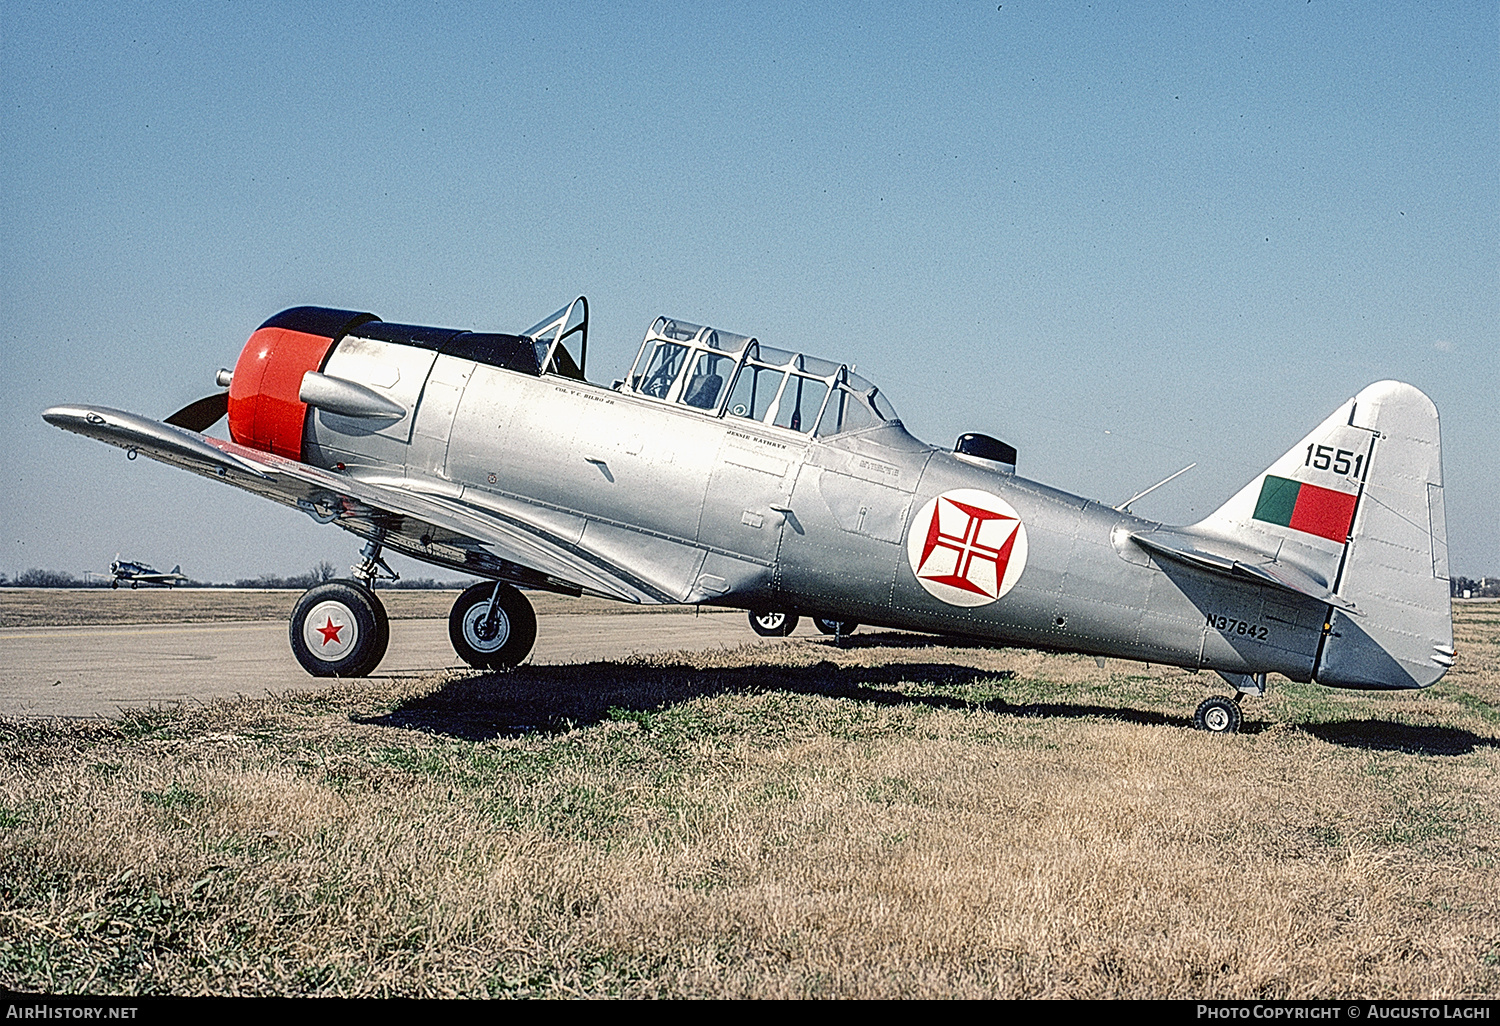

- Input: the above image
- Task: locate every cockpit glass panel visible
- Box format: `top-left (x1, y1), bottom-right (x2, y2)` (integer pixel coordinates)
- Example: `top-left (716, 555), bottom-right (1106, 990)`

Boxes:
top-left (773, 375), bottom-right (829, 433)
top-left (532, 335), bottom-right (553, 370)
top-left (521, 304), bottom-right (570, 340)
top-left (725, 364), bottom-right (786, 422)
top-left (796, 354), bottom-right (841, 378)
top-left (815, 384), bottom-right (880, 436)
top-left (703, 329), bottom-right (752, 355)
top-left (658, 319), bottom-right (703, 342)
top-left (638, 341), bottom-right (689, 399)
top-left (522, 297), bottom-right (589, 379)
top-left (753, 345), bottom-right (795, 368)
top-left (869, 389), bottom-right (898, 422)
top-left (680, 351), bottom-right (734, 410)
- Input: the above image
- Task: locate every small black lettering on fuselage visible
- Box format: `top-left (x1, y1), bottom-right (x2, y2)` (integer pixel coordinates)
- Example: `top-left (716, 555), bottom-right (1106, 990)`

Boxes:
top-left (1206, 614), bottom-right (1269, 641)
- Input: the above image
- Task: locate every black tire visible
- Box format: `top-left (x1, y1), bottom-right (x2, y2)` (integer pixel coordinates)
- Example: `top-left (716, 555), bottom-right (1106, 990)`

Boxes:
top-left (1194, 695), bottom-right (1242, 734)
top-left (111, 580), bottom-right (119, 589)
top-left (449, 582), bottom-right (537, 669)
top-left (748, 609), bottom-right (798, 637)
top-left (289, 579), bottom-right (389, 678)
top-left (813, 617), bottom-right (858, 636)
top-left (130, 581), bottom-right (138, 589)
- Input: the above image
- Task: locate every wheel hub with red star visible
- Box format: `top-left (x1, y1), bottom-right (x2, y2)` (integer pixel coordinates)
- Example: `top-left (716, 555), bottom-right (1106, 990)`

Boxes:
top-left (300, 599), bottom-right (359, 662)
top-left (905, 488), bottom-right (1029, 607)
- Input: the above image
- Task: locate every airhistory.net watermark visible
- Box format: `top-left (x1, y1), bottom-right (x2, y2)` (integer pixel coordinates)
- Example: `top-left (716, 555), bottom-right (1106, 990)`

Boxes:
top-left (5, 1008), bottom-right (137, 1020)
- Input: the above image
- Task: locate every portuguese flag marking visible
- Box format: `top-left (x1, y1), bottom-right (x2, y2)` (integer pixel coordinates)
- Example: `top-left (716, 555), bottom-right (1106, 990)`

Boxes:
top-left (1252, 475), bottom-right (1358, 543)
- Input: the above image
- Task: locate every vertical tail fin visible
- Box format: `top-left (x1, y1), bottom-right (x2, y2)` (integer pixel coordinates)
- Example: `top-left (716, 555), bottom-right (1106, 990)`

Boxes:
top-left (1192, 381), bottom-right (1452, 689)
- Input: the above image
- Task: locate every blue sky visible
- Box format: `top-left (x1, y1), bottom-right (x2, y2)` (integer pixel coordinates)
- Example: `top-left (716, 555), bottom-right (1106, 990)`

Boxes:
top-left (2, 1), bottom-right (1495, 582)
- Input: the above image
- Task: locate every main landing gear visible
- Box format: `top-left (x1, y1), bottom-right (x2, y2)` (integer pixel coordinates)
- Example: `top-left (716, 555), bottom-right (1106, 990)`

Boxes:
top-left (747, 609), bottom-right (860, 639)
top-left (287, 537), bottom-right (537, 677)
top-left (289, 578), bottom-right (390, 678)
top-left (449, 580), bottom-right (537, 670)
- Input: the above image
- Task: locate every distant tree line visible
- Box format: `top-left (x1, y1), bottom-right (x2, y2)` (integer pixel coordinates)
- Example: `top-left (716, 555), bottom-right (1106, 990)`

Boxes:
top-left (231, 561), bottom-right (341, 590)
top-left (4, 569), bottom-right (87, 587)
top-left (228, 562), bottom-right (475, 589)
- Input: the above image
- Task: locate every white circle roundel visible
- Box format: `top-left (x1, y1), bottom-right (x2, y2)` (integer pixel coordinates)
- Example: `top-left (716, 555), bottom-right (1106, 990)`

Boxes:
top-left (906, 489), bottom-right (1029, 607)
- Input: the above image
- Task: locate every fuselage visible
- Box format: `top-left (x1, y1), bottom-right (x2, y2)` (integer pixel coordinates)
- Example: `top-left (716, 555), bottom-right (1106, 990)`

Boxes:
top-left (299, 327), bottom-right (1322, 684)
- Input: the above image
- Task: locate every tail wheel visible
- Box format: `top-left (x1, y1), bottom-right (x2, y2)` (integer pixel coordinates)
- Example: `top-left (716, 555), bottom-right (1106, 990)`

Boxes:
top-left (1194, 695), bottom-right (1242, 734)
top-left (813, 617), bottom-right (858, 637)
top-left (748, 609), bottom-right (798, 637)
top-left (289, 579), bottom-right (389, 678)
top-left (449, 582), bottom-right (536, 669)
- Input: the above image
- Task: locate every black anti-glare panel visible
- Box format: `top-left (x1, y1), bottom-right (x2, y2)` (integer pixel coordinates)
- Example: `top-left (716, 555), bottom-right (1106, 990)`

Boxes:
top-left (258, 307), bottom-right (379, 340)
top-left (442, 332), bottom-right (540, 375)
top-left (261, 309), bottom-right (539, 375)
top-left (353, 321), bottom-right (465, 350)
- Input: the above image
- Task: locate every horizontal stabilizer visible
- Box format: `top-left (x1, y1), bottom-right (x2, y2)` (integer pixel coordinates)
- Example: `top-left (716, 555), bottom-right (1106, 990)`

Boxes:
top-left (1130, 529), bottom-right (1356, 611)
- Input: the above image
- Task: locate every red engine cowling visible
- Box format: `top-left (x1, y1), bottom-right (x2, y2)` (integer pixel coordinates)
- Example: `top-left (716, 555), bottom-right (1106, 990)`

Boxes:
top-left (227, 307), bottom-right (377, 460)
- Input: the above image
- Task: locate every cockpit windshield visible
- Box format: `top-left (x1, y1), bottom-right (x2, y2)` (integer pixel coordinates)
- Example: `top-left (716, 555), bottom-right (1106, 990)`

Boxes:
top-left (523, 297), bottom-right (588, 380)
top-left (624, 316), bottom-right (899, 436)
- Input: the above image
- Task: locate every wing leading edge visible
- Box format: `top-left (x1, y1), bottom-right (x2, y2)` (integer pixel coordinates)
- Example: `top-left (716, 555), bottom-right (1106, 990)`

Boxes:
top-left (43, 404), bottom-right (672, 604)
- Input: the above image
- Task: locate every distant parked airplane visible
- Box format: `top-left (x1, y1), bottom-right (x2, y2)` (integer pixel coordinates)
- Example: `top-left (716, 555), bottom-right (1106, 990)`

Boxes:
top-left (109, 556), bottom-right (187, 589)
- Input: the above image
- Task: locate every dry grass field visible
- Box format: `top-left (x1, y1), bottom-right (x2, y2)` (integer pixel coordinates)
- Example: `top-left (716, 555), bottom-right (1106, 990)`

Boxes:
top-left (1, 600), bottom-right (1496, 998)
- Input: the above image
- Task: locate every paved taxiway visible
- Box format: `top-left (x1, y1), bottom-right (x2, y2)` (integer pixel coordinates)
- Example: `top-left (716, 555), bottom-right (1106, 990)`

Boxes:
top-left (0, 608), bottom-right (771, 718)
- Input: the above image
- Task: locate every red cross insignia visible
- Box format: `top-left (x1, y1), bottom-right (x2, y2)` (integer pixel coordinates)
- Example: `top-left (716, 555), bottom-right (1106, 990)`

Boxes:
top-left (906, 489), bottom-right (1028, 607)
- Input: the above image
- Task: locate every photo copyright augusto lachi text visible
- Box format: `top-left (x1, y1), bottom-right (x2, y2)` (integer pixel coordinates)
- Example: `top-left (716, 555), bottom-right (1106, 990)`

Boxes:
top-left (1198, 1007), bottom-right (1492, 1021)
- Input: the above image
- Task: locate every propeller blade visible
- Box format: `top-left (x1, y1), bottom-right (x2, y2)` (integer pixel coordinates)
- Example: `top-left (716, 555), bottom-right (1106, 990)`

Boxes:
top-left (164, 391), bottom-right (229, 432)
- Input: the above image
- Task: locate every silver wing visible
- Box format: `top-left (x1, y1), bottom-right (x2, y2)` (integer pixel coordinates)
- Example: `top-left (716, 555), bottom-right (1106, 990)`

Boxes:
top-left (43, 404), bottom-right (672, 603)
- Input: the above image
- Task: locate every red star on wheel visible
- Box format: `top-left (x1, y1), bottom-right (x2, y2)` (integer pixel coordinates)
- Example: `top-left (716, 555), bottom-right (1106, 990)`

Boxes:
top-left (315, 616), bottom-right (344, 646)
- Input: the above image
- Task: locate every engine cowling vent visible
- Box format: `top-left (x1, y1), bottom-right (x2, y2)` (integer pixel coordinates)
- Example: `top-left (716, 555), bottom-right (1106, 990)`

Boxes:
top-left (954, 432), bottom-right (1016, 473)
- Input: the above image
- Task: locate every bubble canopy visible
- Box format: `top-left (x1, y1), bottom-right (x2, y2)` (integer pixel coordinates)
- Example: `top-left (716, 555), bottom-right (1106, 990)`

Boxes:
top-left (623, 316), bottom-right (899, 437)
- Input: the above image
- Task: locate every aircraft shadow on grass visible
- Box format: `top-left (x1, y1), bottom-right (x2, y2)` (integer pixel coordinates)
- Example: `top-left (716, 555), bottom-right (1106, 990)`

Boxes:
top-left (1294, 719), bottom-right (1497, 757)
top-left (352, 633), bottom-right (1496, 756)
top-left (355, 634), bottom-right (1213, 742)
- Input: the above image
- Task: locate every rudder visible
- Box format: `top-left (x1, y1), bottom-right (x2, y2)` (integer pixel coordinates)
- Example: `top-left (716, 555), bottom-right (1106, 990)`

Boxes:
top-left (1315, 381), bottom-right (1452, 688)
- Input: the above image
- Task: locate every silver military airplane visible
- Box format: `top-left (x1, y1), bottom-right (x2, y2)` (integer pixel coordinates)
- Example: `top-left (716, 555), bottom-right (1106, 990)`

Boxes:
top-left (108, 556), bottom-right (188, 589)
top-left (44, 297), bottom-right (1453, 732)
